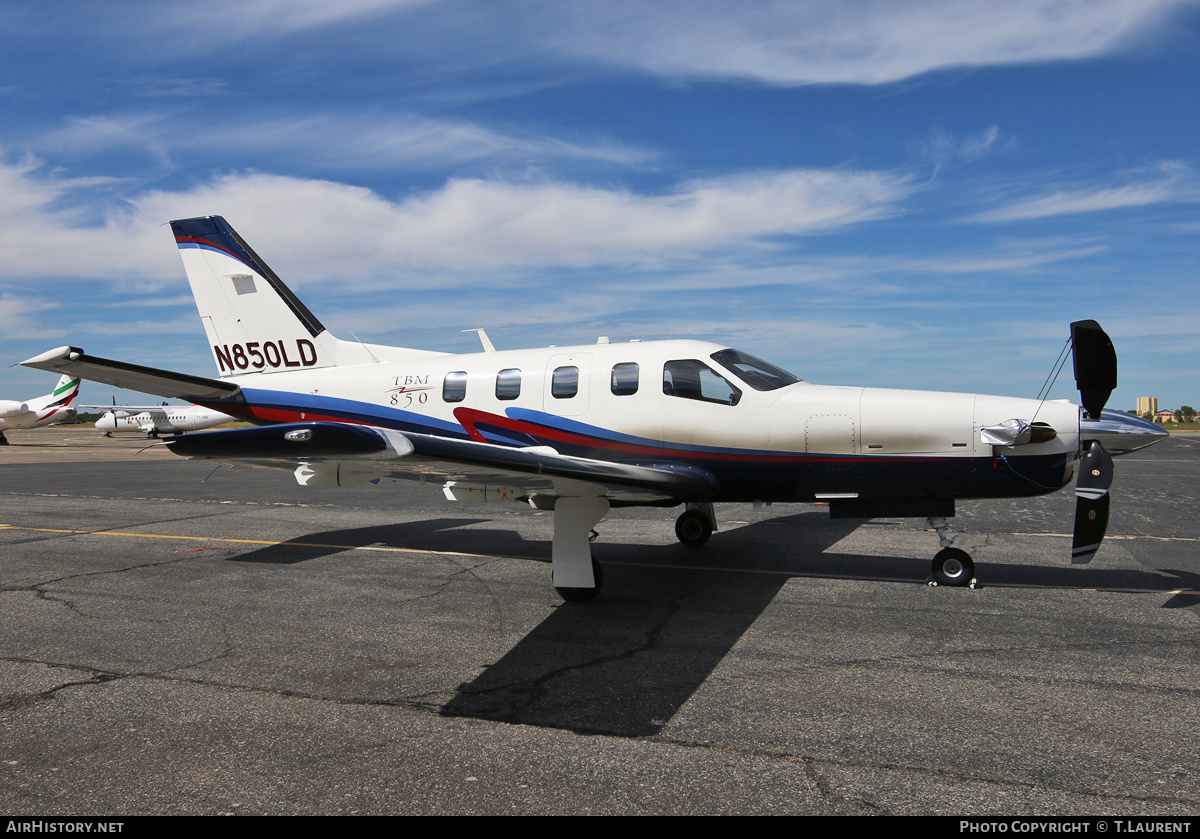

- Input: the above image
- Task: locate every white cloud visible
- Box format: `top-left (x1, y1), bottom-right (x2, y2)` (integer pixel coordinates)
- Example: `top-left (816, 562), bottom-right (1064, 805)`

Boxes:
top-left (541, 0), bottom-right (1190, 85)
top-left (0, 157), bottom-right (914, 285)
top-left (969, 162), bottom-right (1200, 222)
top-left (161, 0), bottom-right (436, 41)
top-left (0, 294), bottom-right (64, 342)
top-left (38, 110), bottom-right (655, 173)
top-left (914, 126), bottom-right (1012, 176)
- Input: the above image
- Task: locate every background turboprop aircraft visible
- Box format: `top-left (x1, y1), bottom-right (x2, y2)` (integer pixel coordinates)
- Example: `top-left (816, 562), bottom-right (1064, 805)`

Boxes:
top-left (0, 374), bottom-right (80, 444)
top-left (22, 216), bottom-right (1166, 599)
top-left (81, 403), bottom-right (235, 437)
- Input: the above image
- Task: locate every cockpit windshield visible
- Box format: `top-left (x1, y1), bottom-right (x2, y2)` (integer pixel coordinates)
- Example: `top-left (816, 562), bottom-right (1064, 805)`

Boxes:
top-left (710, 348), bottom-right (802, 392)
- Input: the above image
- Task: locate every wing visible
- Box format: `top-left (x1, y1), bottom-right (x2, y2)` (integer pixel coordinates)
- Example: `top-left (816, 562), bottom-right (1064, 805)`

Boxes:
top-left (163, 421), bottom-right (718, 506)
top-left (23, 346), bottom-right (239, 402)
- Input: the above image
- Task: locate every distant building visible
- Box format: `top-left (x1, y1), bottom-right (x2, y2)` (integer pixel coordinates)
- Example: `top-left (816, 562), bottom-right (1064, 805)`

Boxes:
top-left (1155, 410), bottom-right (1176, 424)
top-left (1137, 396), bottom-right (1158, 416)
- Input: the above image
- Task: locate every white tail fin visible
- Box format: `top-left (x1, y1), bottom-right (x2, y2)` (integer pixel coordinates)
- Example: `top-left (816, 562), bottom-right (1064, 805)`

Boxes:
top-left (171, 216), bottom-right (447, 375)
top-left (27, 374), bottom-right (80, 419)
top-left (170, 216), bottom-right (349, 377)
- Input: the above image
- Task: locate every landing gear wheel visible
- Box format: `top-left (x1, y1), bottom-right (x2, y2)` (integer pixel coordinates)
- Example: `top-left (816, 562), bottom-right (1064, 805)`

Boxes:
top-left (932, 548), bottom-right (974, 587)
top-left (555, 558), bottom-right (604, 602)
top-left (675, 510), bottom-right (713, 546)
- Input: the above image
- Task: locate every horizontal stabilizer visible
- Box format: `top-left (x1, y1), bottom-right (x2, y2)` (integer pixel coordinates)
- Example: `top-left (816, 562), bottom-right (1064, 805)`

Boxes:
top-left (22, 346), bottom-right (239, 402)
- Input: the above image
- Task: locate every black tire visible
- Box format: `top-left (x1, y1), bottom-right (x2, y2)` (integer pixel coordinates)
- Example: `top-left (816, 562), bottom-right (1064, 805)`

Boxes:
top-left (675, 510), bottom-right (713, 546)
top-left (932, 548), bottom-right (974, 587)
top-left (555, 558), bottom-right (603, 602)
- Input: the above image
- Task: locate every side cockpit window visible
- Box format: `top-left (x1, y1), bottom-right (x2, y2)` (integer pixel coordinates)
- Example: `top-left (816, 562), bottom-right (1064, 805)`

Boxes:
top-left (709, 348), bottom-right (801, 391)
top-left (663, 359), bottom-right (742, 406)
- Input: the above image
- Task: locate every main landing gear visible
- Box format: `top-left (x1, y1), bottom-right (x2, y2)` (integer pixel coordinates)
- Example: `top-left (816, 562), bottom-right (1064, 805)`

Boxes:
top-left (927, 517), bottom-right (976, 588)
top-left (675, 502), bottom-right (716, 546)
top-left (551, 495), bottom-right (609, 602)
top-left (555, 557), bottom-right (604, 602)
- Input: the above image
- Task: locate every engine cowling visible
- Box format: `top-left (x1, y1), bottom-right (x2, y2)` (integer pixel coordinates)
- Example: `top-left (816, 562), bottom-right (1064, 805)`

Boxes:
top-left (0, 400), bottom-right (30, 418)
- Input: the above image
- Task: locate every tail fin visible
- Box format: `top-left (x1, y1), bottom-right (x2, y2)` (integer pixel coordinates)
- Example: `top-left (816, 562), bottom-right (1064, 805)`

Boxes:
top-left (28, 374), bottom-right (80, 420)
top-left (171, 216), bottom-right (342, 377)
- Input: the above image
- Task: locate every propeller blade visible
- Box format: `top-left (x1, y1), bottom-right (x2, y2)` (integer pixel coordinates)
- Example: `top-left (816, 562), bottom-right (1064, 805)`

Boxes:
top-left (1072, 440), bottom-right (1113, 563)
top-left (1070, 320), bottom-right (1117, 420)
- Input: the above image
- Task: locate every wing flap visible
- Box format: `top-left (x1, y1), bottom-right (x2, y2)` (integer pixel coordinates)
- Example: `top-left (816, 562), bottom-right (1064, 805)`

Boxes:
top-left (22, 346), bottom-right (239, 402)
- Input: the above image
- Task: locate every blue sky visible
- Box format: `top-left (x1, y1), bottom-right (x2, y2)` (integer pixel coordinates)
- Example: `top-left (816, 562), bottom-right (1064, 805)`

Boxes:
top-left (1, 0), bottom-right (1197, 411)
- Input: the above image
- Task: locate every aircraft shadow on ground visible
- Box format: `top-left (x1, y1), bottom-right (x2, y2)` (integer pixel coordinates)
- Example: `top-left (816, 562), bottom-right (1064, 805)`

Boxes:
top-left (440, 512), bottom-right (873, 736)
top-left (225, 510), bottom-right (1198, 736)
top-left (225, 517), bottom-right (525, 564)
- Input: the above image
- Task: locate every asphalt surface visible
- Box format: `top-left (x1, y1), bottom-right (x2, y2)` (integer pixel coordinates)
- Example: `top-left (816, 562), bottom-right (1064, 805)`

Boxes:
top-left (1, 427), bottom-right (1198, 815)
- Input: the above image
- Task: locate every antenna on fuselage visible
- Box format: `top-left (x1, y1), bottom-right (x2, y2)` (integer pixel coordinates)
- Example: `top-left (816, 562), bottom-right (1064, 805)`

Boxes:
top-left (348, 331), bottom-right (381, 364)
top-left (462, 328), bottom-right (496, 352)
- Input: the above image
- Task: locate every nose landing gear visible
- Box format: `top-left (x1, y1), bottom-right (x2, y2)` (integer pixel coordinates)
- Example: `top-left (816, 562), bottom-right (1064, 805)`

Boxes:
top-left (927, 516), bottom-right (977, 588)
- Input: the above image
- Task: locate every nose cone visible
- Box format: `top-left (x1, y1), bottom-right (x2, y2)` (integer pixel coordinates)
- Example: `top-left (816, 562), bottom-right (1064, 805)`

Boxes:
top-left (1081, 409), bottom-right (1169, 455)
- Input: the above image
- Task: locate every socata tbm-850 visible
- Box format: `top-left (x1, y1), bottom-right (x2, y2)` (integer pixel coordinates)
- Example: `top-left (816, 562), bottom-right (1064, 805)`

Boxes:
top-left (24, 216), bottom-right (1165, 599)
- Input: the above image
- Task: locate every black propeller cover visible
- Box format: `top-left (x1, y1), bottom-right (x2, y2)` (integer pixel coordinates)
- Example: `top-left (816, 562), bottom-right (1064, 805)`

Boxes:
top-left (1072, 440), bottom-right (1113, 563)
top-left (1070, 320), bottom-right (1117, 420)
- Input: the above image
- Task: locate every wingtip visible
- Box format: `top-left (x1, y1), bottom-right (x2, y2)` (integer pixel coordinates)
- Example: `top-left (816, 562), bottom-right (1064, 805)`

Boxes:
top-left (21, 346), bottom-right (80, 367)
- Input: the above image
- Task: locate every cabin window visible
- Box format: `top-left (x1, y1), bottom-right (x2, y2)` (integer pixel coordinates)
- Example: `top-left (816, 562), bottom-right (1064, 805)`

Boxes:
top-left (710, 348), bottom-right (802, 391)
top-left (663, 359), bottom-right (742, 406)
top-left (443, 371), bottom-right (468, 403)
top-left (496, 368), bottom-right (522, 400)
top-left (611, 362), bottom-right (639, 395)
top-left (551, 366), bottom-right (579, 399)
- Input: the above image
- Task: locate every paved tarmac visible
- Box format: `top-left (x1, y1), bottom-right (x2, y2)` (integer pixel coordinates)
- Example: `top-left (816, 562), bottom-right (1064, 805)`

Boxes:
top-left (1, 427), bottom-right (1198, 815)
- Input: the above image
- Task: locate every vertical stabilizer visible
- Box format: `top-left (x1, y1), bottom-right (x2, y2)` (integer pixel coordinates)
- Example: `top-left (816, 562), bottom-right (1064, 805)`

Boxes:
top-left (170, 216), bottom-right (342, 376)
top-left (28, 374), bottom-right (80, 421)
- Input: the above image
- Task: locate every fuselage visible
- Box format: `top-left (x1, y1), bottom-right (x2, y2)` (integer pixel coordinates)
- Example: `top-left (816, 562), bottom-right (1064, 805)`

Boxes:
top-left (200, 338), bottom-right (1083, 504)
top-left (96, 407), bottom-right (233, 435)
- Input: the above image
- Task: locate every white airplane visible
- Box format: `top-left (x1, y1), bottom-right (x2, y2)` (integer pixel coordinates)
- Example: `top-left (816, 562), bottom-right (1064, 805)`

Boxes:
top-left (82, 402), bottom-right (235, 437)
top-left (22, 216), bottom-right (1167, 599)
top-left (0, 373), bottom-right (81, 444)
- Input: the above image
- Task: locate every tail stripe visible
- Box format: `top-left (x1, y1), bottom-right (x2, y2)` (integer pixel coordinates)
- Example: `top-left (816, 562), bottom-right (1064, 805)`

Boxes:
top-left (52, 377), bottom-right (81, 398)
